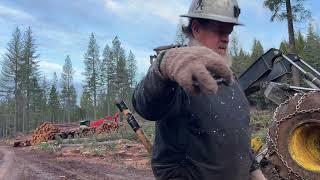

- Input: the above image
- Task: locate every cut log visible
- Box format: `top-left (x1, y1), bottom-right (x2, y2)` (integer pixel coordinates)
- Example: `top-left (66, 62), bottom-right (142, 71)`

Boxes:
top-left (13, 134), bottom-right (32, 147)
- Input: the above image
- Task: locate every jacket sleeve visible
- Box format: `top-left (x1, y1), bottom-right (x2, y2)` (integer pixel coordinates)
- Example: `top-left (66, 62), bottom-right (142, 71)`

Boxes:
top-left (132, 52), bottom-right (180, 121)
top-left (249, 149), bottom-right (261, 173)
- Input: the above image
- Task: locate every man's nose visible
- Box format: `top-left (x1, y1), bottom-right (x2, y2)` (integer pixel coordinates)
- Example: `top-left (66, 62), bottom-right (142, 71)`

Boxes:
top-left (220, 34), bottom-right (229, 43)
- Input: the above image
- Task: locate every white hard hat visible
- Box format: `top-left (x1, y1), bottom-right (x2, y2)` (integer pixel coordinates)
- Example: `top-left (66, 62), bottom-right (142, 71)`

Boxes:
top-left (181, 0), bottom-right (242, 25)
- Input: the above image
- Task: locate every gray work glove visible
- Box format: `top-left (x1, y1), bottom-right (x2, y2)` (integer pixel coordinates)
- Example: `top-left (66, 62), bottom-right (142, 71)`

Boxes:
top-left (159, 46), bottom-right (234, 95)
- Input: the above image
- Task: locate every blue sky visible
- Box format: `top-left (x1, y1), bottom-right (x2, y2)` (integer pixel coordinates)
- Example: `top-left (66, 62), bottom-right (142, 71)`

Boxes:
top-left (0, 0), bottom-right (319, 84)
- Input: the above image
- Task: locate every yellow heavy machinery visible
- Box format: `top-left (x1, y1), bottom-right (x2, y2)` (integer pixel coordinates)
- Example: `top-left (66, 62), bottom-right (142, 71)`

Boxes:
top-left (238, 48), bottom-right (320, 180)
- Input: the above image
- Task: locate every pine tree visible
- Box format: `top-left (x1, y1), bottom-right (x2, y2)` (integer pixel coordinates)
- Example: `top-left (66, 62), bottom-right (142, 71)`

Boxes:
top-left (101, 45), bottom-right (110, 90)
top-left (100, 44), bottom-right (116, 115)
top-left (60, 55), bottom-right (76, 123)
top-left (251, 39), bottom-right (264, 62)
top-left (116, 49), bottom-right (129, 99)
top-left (48, 72), bottom-right (59, 123)
top-left (113, 37), bottom-right (129, 100)
top-left (80, 88), bottom-right (93, 120)
top-left (127, 50), bottom-right (137, 89)
top-left (279, 40), bottom-right (289, 54)
top-left (21, 27), bottom-right (39, 131)
top-left (264, 0), bottom-right (311, 85)
top-left (0, 27), bottom-right (23, 134)
top-left (83, 33), bottom-right (100, 120)
top-left (232, 48), bottom-right (251, 76)
top-left (295, 31), bottom-right (306, 58)
top-left (28, 76), bottom-right (43, 128)
top-left (304, 23), bottom-right (320, 69)
top-left (0, 94), bottom-right (15, 137)
top-left (39, 76), bottom-right (50, 124)
top-left (251, 39), bottom-right (266, 109)
top-left (229, 32), bottom-right (239, 57)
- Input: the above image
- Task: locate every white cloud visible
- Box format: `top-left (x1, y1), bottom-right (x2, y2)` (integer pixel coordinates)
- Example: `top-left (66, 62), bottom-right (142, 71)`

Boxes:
top-left (73, 67), bottom-right (84, 82)
top-left (0, 4), bottom-right (34, 21)
top-left (39, 60), bottom-right (85, 82)
top-left (104, 0), bottom-right (122, 12)
top-left (103, 0), bottom-right (189, 24)
top-left (39, 60), bottom-right (62, 77)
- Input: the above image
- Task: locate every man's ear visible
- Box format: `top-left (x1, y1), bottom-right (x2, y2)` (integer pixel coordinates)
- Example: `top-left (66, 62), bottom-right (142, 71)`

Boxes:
top-left (191, 20), bottom-right (201, 38)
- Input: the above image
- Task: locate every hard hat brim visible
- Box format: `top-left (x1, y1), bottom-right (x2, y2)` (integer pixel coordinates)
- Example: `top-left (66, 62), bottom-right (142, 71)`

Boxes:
top-left (180, 13), bottom-right (243, 26)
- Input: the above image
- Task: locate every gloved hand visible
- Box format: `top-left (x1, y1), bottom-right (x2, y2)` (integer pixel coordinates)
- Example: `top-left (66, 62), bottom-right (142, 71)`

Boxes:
top-left (159, 46), bottom-right (234, 95)
top-left (250, 169), bottom-right (267, 180)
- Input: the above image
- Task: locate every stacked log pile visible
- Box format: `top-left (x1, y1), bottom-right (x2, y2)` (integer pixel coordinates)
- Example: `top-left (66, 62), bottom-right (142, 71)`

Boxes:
top-left (31, 122), bottom-right (94, 145)
top-left (31, 122), bottom-right (60, 145)
top-left (95, 121), bottom-right (120, 134)
top-left (15, 120), bottom-right (121, 147)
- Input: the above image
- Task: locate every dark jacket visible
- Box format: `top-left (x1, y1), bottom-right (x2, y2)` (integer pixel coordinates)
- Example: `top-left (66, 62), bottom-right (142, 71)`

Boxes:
top-left (132, 53), bottom-right (254, 180)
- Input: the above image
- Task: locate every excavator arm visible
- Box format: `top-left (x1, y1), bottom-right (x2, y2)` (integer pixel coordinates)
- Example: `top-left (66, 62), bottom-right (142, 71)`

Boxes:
top-left (238, 48), bottom-right (290, 95)
top-left (238, 48), bottom-right (320, 104)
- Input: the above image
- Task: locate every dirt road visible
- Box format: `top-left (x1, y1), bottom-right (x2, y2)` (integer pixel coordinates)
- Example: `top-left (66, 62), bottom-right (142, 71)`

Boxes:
top-left (0, 146), bottom-right (20, 180)
top-left (0, 146), bottom-right (154, 180)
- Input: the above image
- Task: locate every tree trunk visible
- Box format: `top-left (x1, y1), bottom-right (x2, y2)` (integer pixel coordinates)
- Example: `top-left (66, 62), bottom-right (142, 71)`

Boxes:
top-left (286, 0), bottom-right (300, 86)
top-left (22, 104), bottom-right (25, 132)
top-left (67, 80), bottom-right (71, 123)
top-left (67, 109), bottom-right (70, 123)
top-left (14, 93), bottom-right (17, 135)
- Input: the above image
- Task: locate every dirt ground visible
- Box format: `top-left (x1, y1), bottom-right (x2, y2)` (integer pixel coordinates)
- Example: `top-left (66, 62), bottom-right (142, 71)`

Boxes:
top-left (0, 143), bottom-right (285, 180)
top-left (0, 142), bottom-right (154, 180)
top-left (0, 121), bottom-right (283, 180)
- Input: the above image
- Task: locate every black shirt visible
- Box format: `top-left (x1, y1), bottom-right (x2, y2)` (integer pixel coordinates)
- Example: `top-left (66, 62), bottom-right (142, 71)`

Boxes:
top-left (133, 57), bottom-right (253, 180)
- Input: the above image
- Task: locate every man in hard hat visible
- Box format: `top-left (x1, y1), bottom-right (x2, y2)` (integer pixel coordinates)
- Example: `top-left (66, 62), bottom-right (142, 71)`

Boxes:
top-left (133, 0), bottom-right (266, 179)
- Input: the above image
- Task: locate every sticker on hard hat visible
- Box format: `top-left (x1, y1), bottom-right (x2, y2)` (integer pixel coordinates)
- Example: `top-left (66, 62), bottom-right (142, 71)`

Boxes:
top-left (234, 6), bottom-right (241, 18)
top-left (196, 0), bottom-right (204, 10)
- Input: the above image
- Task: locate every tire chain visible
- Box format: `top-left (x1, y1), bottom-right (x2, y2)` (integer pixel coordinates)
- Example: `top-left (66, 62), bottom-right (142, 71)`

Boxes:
top-left (267, 91), bottom-right (320, 180)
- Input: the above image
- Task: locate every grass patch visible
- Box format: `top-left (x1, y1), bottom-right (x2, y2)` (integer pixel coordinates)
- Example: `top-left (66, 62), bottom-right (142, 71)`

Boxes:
top-left (250, 111), bottom-right (273, 143)
top-left (92, 147), bottom-right (105, 157)
top-left (38, 142), bottom-right (56, 154)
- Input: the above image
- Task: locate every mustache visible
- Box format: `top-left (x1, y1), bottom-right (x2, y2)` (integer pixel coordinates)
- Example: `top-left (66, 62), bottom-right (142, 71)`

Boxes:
top-left (219, 44), bottom-right (228, 49)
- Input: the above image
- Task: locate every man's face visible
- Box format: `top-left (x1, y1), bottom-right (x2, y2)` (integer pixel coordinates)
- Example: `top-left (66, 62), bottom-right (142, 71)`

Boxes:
top-left (193, 20), bottom-right (234, 56)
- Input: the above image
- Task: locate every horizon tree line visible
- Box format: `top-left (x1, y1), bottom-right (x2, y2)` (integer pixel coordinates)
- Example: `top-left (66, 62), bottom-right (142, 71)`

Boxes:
top-left (0, 27), bottom-right (137, 137)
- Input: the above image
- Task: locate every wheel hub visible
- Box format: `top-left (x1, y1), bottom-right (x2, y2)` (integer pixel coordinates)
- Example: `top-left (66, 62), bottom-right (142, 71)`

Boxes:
top-left (289, 122), bottom-right (320, 172)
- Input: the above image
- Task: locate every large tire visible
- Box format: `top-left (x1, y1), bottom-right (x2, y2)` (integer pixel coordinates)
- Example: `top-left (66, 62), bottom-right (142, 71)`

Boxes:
top-left (268, 92), bottom-right (320, 180)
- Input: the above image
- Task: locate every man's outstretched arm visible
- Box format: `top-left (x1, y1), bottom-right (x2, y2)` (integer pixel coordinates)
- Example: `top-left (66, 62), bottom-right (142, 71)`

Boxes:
top-left (133, 46), bottom-right (234, 120)
top-left (132, 52), bottom-right (178, 121)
